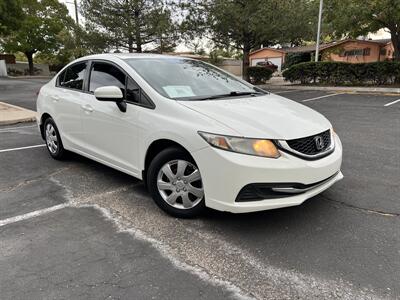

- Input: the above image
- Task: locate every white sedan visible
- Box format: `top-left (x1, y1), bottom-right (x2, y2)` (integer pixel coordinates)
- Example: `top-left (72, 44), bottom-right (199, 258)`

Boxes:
top-left (36, 53), bottom-right (343, 218)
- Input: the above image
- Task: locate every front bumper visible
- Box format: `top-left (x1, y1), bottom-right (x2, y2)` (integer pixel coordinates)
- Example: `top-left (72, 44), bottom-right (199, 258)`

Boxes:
top-left (193, 134), bottom-right (343, 213)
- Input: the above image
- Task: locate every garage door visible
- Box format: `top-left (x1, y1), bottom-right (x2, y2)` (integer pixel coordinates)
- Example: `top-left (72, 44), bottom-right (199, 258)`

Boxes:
top-left (251, 57), bottom-right (282, 71)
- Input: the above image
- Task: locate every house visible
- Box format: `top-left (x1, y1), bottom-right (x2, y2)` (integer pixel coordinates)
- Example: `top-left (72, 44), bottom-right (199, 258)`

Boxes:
top-left (249, 48), bottom-right (286, 71)
top-left (249, 39), bottom-right (394, 70)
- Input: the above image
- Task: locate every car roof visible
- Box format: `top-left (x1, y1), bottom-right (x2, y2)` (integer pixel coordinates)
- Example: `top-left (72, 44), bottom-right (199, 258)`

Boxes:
top-left (75, 53), bottom-right (190, 62)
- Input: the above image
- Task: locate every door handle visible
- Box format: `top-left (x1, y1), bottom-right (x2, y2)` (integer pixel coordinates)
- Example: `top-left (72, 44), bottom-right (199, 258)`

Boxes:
top-left (81, 104), bottom-right (94, 113)
top-left (51, 95), bottom-right (60, 102)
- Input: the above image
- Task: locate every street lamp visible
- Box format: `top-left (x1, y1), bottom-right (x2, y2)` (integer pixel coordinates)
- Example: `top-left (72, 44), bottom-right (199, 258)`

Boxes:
top-left (315, 0), bottom-right (323, 62)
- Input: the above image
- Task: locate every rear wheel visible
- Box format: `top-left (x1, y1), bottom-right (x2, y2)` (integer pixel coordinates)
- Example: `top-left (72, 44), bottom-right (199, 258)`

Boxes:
top-left (44, 117), bottom-right (66, 160)
top-left (147, 147), bottom-right (205, 218)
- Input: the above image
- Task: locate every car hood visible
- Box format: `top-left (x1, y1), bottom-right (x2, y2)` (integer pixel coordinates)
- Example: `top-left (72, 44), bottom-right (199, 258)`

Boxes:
top-left (178, 94), bottom-right (332, 140)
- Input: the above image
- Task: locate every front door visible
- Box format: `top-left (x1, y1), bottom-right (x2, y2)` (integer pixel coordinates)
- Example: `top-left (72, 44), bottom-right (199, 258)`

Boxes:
top-left (80, 61), bottom-right (140, 176)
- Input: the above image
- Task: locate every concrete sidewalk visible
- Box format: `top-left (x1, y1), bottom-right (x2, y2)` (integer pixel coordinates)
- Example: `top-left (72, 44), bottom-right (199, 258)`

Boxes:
top-left (260, 84), bottom-right (400, 94)
top-left (261, 76), bottom-right (400, 94)
top-left (0, 101), bottom-right (37, 125)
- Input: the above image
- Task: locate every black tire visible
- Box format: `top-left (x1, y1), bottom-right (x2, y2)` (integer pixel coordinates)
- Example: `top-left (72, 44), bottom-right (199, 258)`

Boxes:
top-left (147, 147), bottom-right (205, 218)
top-left (43, 117), bottom-right (66, 160)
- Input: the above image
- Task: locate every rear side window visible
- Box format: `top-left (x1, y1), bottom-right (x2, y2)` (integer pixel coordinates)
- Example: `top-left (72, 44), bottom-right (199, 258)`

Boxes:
top-left (89, 62), bottom-right (126, 95)
top-left (59, 62), bottom-right (87, 90)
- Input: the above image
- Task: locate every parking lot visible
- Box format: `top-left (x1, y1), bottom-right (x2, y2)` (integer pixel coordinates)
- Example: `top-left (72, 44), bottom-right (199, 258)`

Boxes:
top-left (1, 79), bottom-right (399, 299)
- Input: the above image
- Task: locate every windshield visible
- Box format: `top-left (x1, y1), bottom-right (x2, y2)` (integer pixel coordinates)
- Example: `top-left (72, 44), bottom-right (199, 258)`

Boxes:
top-left (125, 58), bottom-right (263, 100)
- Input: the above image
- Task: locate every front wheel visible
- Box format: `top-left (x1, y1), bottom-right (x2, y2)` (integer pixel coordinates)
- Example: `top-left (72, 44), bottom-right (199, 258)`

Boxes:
top-left (147, 147), bottom-right (205, 218)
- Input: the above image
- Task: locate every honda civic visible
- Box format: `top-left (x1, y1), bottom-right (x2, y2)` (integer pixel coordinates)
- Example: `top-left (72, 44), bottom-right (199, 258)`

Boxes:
top-left (37, 54), bottom-right (343, 217)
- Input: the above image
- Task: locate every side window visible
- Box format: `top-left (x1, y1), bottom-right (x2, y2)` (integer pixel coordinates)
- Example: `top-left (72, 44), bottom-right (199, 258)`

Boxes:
top-left (61, 62), bottom-right (87, 90)
top-left (89, 62), bottom-right (126, 96)
top-left (57, 70), bottom-right (66, 86)
top-left (126, 77), bottom-right (154, 107)
top-left (140, 90), bottom-right (153, 107)
top-left (126, 77), bottom-right (140, 103)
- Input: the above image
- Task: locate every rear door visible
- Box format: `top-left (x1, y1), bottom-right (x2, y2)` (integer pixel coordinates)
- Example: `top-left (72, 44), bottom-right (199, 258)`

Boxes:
top-left (54, 61), bottom-right (88, 150)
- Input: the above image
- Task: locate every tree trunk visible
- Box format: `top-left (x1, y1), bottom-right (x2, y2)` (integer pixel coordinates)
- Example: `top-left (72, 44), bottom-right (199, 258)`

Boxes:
top-left (242, 47), bottom-right (251, 82)
top-left (391, 32), bottom-right (400, 61)
top-left (136, 42), bottom-right (142, 53)
top-left (134, 9), bottom-right (142, 53)
top-left (391, 32), bottom-right (400, 83)
top-left (25, 51), bottom-right (34, 76)
top-left (128, 37), bottom-right (134, 53)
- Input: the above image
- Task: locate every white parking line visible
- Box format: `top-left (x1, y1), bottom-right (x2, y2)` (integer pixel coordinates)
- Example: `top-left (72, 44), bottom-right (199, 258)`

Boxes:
top-left (274, 89), bottom-right (301, 94)
top-left (384, 99), bottom-right (400, 107)
top-left (302, 92), bottom-right (345, 102)
top-left (0, 144), bottom-right (46, 153)
top-left (0, 203), bottom-right (68, 227)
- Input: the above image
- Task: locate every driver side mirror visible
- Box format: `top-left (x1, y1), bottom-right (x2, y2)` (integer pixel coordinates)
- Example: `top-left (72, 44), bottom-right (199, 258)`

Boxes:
top-left (94, 86), bottom-right (126, 112)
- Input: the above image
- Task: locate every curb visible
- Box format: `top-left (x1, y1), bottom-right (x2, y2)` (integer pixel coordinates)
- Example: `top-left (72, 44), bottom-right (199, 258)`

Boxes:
top-left (0, 102), bottom-right (37, 125)
top-left (260, 84), bottom-right (400, 94)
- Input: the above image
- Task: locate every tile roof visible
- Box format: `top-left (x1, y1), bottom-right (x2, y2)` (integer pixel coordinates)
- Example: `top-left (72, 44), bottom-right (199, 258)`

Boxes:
top-left (259, 39), bottom-right (393, 54)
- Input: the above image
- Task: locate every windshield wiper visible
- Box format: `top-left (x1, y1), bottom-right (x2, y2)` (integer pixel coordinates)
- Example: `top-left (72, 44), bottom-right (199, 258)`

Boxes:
top-left (197, 91), bottom-right (263, 101)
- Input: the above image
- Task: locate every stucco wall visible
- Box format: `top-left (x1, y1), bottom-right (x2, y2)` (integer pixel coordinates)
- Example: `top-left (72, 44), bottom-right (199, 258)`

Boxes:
top-left (382, 43), bottom-right (394, 60)
top-left (322, 41), bottom-right (383, 63)
top-left (217, 59), bottom-right (242, 77)
top-left (249, 49), bottom-right (285, 64)
top-left (6, 62), bottom-right (50, 76)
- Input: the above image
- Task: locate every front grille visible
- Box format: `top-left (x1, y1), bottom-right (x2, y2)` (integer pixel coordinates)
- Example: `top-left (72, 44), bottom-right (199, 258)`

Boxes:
top-left (286, 130), bottom-right (331, 156)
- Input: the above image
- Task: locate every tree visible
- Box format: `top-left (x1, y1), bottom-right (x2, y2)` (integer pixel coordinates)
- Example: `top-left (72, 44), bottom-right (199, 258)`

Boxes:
top-left (324, 0), bottom-right (400, 61)
top-left (180, 0), bottom-right (315, 81)
top-left (2, 0), bottom-right (73, 75)
top-left (0, 0), bottom-right (22, 35)
top-left (81, 0), bottom-right (177, 53)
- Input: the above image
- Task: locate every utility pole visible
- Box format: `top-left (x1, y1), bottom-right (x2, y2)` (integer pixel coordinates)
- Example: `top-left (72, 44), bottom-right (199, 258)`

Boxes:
top-left (72, 0), bottom-right (81, 57)
top-left (315, 0), bottom-right (323, 62)
top-left (73, 0), bottom-right (79, 26)
top-left (64, 0), bottom-right (81, 56)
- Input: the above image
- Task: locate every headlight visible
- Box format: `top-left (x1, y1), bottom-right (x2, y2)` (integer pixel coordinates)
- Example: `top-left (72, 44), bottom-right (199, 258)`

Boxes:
top-left (198, 132), bottom-right (280, 158)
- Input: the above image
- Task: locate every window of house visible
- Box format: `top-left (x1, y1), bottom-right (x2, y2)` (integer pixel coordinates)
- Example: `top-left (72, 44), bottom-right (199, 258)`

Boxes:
top-left (380, 48), bottom-right (387, 56)
top-left (89, 62), bottom-right (126, 95)
top-left (344, 49), bottom-right (364, 56)
top-left (60, 62), bottom-right (88, 90)
top-left (363, 48), bottom-right (371, 56)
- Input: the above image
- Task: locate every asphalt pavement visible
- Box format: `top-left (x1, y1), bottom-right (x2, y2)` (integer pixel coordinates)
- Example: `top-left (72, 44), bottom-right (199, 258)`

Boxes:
top-left (0, 79), bottom-right (399, 299)
top-left (0, 77), bottom-right (50, 110)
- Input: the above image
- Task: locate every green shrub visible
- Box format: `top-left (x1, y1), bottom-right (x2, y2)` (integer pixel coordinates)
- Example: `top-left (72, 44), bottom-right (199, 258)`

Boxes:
top-left (282, 52), bottom-right (312, 70)
top-left (282, 61), bottom-right (400, 85)
top-left (247, 66), bottom-right (273, 84)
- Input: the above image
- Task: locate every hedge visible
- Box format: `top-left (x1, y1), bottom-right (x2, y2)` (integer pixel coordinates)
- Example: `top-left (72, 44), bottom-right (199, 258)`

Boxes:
top-left (247, 66), bottom-right (273, 84)
top-left (282, 61), bottom-right (400, 85)
top-left (281, 52), bottom-right (312, 70)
